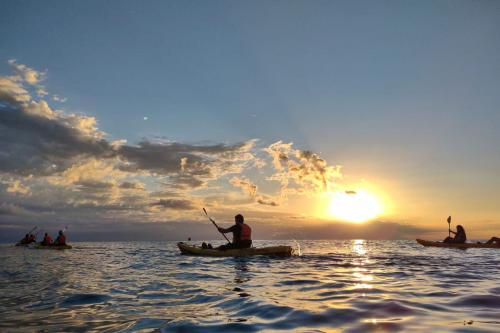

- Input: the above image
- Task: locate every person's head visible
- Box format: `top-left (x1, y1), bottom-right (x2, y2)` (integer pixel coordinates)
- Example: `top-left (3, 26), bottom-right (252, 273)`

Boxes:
top-left (44, 233), bottom-right (48, 237)
top-left (25, 234), bottom-right (29, 238)
top-left (59, 230), bottom-right (63, 235)
top-left (235, 214), bottom-right (244, 224)
top-left (457, 225), bottom-right (465, 233)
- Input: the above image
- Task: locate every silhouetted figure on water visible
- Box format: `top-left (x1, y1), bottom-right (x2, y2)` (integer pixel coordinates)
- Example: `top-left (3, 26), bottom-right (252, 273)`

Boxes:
top-left (19, 233), bottom-right (36, 244)
top-left (216, 214), bottom-right (252, 250)
top-left (485, 237), bottom-right (500, 245)
top-left (443, 225), bottom-right (467, 244)
top-left (41, 233), bottom-right (53, 246)
top-left (53, 230), bottom-right (67, 246)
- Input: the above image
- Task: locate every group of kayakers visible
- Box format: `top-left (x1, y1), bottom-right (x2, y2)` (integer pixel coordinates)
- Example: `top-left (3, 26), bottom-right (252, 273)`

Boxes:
top-left (15, 214), bottom-right (499, 250)
top-left (18, 230), bottom-right (67, 246)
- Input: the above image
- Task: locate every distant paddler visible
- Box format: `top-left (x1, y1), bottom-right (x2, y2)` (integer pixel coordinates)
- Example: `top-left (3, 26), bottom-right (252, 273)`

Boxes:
top-left (53, 230), bottom-right (67, 246)
top-left (442, 216), bottom-right (466, 244)
top-left (40, 233), bottom-right (53, 246)
top-left (485, 237), bottom-right (500, 245)
top-left (17, 226), bottom-right (37, 245)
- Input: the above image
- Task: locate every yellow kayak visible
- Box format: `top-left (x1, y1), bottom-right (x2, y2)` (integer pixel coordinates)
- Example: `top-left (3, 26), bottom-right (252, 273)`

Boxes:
top-left (33, 244), bottom-right (72, 250)
top-left (177, 242), bottom-right (293, 257)
top-left (416, 239), bottom-right (500, 249)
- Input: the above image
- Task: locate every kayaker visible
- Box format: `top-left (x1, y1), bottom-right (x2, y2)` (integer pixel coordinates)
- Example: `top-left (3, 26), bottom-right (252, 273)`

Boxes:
top-left (443, 225), bottom-right (466, 243)
top-left (485, 237), bottom-right (500, 245)
top-left (19, 234), bottom-right (30, 244)
top-left (28, 233), bottom-right (36, 243)
top-left (41, 233), bottom-right (53, 246)
top-left (53, 230), bottom-right (67, 246)
top-left (217, 214), bottom-right (252, 250)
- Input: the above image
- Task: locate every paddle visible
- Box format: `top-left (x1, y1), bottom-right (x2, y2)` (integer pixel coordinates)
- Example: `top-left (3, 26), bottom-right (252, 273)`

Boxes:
top-left (447, 216), bottom-right (451, 238)
top-left (203, 208), bottom-right (231, 243)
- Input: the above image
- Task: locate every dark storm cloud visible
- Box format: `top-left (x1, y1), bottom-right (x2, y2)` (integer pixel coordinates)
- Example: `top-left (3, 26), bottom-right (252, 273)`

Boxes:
top-left (118, 140), bottom-right (250, 175)
top-left (0, 104), bottom-right (252, 183)
top-left (0, 105), bottom-right (113, 176)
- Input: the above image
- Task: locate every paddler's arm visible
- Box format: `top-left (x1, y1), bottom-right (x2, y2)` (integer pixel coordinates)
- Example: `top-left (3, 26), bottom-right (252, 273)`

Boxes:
top-left (217, 225), bottom-right (237, 234)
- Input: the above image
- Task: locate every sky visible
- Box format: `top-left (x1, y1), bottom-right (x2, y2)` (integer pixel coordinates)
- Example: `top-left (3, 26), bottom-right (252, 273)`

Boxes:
top-left (1, 0), bottom-right (499, 241)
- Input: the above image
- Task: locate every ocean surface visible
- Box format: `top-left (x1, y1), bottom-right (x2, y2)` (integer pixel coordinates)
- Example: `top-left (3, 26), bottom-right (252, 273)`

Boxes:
top-left (1, 240), bottom-right (499, 332)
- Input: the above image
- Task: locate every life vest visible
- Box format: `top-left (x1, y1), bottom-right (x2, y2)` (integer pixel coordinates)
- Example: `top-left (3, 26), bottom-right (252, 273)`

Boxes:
top-left (57, 234), bottom-right (66, 245)
top-left (43, 236), bottom-right (52, 244)
top-left (240, 223), bottom-right (252, 241)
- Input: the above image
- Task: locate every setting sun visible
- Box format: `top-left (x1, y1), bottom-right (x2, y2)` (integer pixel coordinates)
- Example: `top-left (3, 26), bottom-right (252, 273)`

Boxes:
top-left (328, 190), bottom-right (382, 223)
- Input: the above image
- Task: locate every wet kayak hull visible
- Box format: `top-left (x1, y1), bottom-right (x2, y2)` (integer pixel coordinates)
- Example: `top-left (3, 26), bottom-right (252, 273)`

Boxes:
top-left (416, 239), bottom-right (500, 249)
top-left (177, 242), bottom-right (293, 257)
top-left (33, 244), bottom-right (72, 250)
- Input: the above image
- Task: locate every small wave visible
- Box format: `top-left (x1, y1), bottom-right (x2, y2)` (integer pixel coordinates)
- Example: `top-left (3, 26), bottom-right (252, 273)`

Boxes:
top-left (278, 279), bottom-right (322, 286)
top-left (235, 302), bottom-right (294, 319)
top-left (60, 293), bottom-right (111, 307)
top-left (345, 321), bottom-right (403, 333)
top-left (450, 295), bottom-right (500, 308)
top-left (162, 321), bottom-right (258, 333)
top-left (354, 300), bottom-right (419, 316)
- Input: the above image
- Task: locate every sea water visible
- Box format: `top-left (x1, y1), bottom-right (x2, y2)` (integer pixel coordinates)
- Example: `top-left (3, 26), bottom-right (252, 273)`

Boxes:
top-left (1, 240), bottom-right (499, 332)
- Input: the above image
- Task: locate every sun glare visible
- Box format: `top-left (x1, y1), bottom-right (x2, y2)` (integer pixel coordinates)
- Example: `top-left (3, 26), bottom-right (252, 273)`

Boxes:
top-left (328, 190), bottom-right (382, 223)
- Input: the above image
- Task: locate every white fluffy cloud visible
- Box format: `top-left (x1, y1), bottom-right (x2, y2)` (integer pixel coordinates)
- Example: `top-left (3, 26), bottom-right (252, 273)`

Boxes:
top-left (8, 59), bottom-right (45, 85)
top-left (264, 141), bottom-right (342, 196)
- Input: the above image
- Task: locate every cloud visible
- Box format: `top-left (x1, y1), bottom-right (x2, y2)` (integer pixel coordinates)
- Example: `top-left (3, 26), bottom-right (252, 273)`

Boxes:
top-left (150, 198), bottom-right (195, 210)
top-left (0, 202), bottom-right (33, 216)
top-left (6, 179), bottom-right (31, 196)
top-left (0, 76), bottom-right (31, 105)
top-left (230, 176), bottom-right (280, 206)
top-left (0, 105), bottom-right (113, 176)
top-left (8, 59), bottom-right (45, 85)
top-left (119, 140), bottom-right (254, 175)
top-left (119, 181), bottom-right (145, 190)
top-left (264, 141), bottom-right (342, 196)
top-left (52, 95), bottom-right (67, 102)
top-left (230, 176), bottom-right (257, 196)
top-left (37, 87), bottom-right (48, 98)
top-left (256, 196), bottom-right (279, 206)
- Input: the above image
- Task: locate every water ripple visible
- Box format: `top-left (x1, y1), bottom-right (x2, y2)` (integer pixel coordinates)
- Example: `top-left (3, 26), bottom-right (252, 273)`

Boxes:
top-left (1, 240), bottom-right (500, 332)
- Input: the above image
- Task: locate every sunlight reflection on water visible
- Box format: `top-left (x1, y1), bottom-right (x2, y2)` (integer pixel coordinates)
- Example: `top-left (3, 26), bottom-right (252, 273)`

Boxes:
top-left (1, 240), bottom-right (499, 332)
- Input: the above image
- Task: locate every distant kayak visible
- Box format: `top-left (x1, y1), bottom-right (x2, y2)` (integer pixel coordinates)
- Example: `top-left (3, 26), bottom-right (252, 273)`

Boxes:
top-left (177, 242), bottom-right (293, 257)
top-left (32, 244), bottom-right (72, 250)
top-left (15, 242), bottom-right (32, 247)
top-left (416, 239), bottom-right (500, 249)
